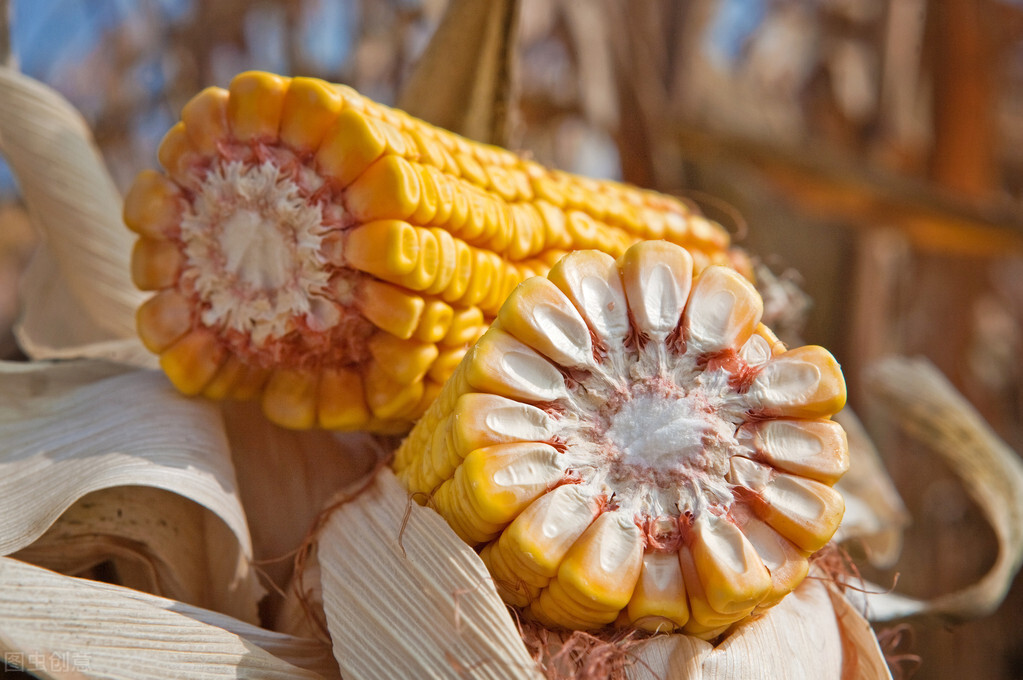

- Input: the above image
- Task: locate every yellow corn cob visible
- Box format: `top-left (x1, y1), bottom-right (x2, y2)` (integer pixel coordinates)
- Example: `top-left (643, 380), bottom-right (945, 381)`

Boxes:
top-left (393, 241), bottom-right (849, 635)
top-left (124, 71), bottom-right (743, 432)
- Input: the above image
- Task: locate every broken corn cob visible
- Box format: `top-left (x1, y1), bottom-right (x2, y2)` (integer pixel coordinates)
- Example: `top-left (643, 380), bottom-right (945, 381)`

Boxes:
top-left (393, 241), bottom-right (849, 635)
top-left (124, 71), bottom-right (741, 432)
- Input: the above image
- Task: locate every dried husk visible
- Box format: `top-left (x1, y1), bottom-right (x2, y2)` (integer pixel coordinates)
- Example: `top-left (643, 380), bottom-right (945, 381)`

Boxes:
top-left (849, 357), bottom-right (1023, 622)
top-left (623, 578), bottom-right (886, 680)
top-left (827, 585), bottom-right (895, 680)
top-left (12, 485), bottom-right (245, 613)
top-left (0, 65), bottom-right (150, 366)
top-left (0, 556), bottom-right (336, 680)
top-left (220, 400), bottom-right (388, 620)
top-left (316, 468), bottom-right (544, 680)
top-left (0, 360), bottom-right (262, 622)
top-left (833, 409), bottom-right (911, 569)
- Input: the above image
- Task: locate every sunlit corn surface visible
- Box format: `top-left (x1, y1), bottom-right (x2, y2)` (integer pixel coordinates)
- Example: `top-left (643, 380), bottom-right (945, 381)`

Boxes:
top-left (395, 241), bottom-right (849, 636)
top-left (124, 71), bottom-right (743, 433)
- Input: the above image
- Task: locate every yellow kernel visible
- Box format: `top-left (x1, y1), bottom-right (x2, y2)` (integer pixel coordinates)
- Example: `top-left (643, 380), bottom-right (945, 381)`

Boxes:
top-left (316, 108), bottom-right (388, 186)
top-left (368, 333), bottom-right (439, 384)
top-left (131, 237), bottom-right (182, 291)
top-left (343, 219), bottom-right (419, 279)
top-left (136, 289), bottom-right (192, 353)
top-left (346, 155), bottom-right (422, 222)
top-left (227, 71), bottom-right (288, 142)
top-left (123, 170), bottom-right (183, 239)
top-left (180, 87), bottom-right (230, 158)
top-left (356, 278), bottom-right (424, 340)
top-left (262, 368), bottom-right (320, 430)
top-left (159, 328), bottom-right (225, 396)
top-left (318, 367), bottom-right (371, 430)
top-left (413, 299), bottom-right (454, 343)
top-left (280, 76), bottom-right (343, 153)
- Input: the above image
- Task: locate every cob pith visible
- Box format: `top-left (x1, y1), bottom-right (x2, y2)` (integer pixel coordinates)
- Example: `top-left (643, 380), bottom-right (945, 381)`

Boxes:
top-left (124, 71), bottom-right (740, 432)
top-left (393, 241), bottom-right (849, 635)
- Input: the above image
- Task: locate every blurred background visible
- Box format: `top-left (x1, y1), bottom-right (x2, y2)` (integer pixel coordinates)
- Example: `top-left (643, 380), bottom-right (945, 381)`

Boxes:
top-left (1, 1), bottom-right (1021, 678)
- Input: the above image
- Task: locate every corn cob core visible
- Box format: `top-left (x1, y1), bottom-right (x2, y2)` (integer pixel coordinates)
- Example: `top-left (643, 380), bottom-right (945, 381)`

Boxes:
top-left (123, 71), bottom-right (740, 432)
top-left (393, 242), bottom-right (849, 636)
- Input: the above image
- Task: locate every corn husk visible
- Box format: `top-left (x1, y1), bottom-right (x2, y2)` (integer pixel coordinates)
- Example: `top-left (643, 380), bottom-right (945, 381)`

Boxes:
top-left (0, 556), bottom-right (336, 680)
top-left (0, 360), bottom-right (262, 623)
top-left (0, 64), bottom-right (150, 366)
top-left (625, 577), bottom-right (889, 680)
top-left (317, 467), bottom-right (544, 680)
top-left (849, 357), bottom-right (1023, 622)
top-left (12, 485), bottom-right (246, 614)
top-left (832, 408), bottom-right (911, 569)
top-left (826, 585), bottom-right (895, 680)
top-left (220, 400), bottom-right (388, 618)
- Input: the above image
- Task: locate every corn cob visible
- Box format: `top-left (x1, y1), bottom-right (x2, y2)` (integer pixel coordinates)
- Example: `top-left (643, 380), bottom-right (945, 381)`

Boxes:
top-left (124, 71), bottom-right (741, 432)
top-left (393, 241), bottom-right (849, 635)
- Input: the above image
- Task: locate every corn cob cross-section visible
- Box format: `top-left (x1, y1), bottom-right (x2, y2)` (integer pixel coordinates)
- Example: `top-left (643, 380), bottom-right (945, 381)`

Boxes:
top-left (124, 71), bottom-right (740, 432)
top-left (393, 241), bottom-right (849, 635)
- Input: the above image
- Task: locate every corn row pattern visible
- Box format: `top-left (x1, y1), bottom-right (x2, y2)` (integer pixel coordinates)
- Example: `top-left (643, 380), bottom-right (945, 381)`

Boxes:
top-left (124, 72), bottom-right (740, 432)
top-left (394, 242), bottom-right (849, 635)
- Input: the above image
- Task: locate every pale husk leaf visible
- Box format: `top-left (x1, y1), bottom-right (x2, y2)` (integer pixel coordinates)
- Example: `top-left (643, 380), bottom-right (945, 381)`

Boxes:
top-left (625, 579), bottom-right (884, 680)
top-left (0, 360), bottom-right (262, 622)
top-left (827, 586), bottom-right (894, 680)
top-left (318, 468), bottom-right (543, 680)
top-left (0, 557), bottom-right (332, 680)
top-left (220, 401), bottom-right (386, 620)
top-left (850, 356), bottom-right (1023, 621)
top-left (623, 634), bottom-right (710, 680)
top-left (0, 65), bottom-right (150, 365)
top-left (12, 485), bottom-right (247, 619)
top-left (15, 244), bottom-right (155, 366)
top-left (833, 408), bottom-right (911, 569)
